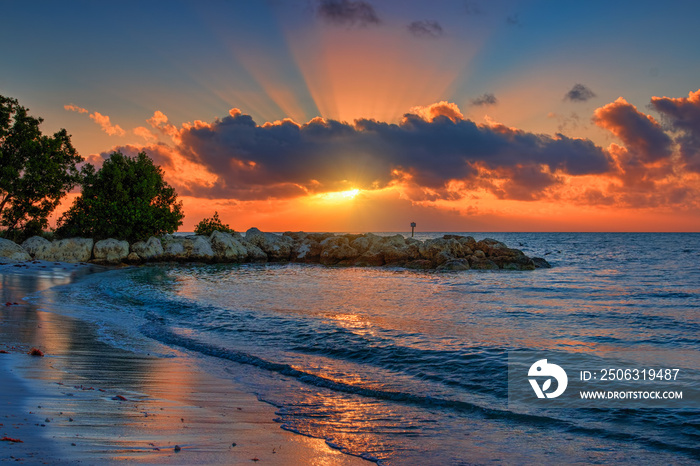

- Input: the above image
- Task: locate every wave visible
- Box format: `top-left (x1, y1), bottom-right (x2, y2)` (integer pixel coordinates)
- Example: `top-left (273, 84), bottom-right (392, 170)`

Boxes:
top-left (141, 315), bottom-right (700, 460)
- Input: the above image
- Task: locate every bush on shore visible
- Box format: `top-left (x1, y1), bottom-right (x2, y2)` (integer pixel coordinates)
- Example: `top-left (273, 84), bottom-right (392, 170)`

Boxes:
top-left (194, 211), bottom-right (235, 236)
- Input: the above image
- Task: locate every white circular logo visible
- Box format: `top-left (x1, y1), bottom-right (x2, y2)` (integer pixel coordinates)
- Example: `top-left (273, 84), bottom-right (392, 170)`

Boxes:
top-left (528, 359), bottom-right (568, 399)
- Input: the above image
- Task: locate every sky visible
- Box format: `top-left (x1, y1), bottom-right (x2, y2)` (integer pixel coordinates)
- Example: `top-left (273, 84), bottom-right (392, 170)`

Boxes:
top-left (2, 0), bottom-right (700, 232)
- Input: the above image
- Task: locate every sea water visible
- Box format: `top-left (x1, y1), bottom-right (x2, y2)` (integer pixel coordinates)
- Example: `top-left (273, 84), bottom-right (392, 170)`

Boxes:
top-left (28, 233), bottom-right (700, 464)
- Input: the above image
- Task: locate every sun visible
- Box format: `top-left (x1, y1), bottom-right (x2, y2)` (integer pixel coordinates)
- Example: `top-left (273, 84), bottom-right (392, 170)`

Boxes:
top-left (319, 188), bottom-right (361, 202)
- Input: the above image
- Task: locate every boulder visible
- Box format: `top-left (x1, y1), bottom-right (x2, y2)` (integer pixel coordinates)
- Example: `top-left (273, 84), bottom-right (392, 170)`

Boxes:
top-left (0, 238), bottom-right (31, 262)
top-left (282, 231), bottom-right (308, 242)
top-left (355, 249), bottom-right (385, 267)
top-left (210, 230), bottom-right (248, 262)
top-left (21, 236), bottom-right (51, 258)
top-left (532, 257), bottom-right (552, 269)
top-left (245, 228), bottom-right (293, 261)
top-left (319, 236), bottom-right (360, 265)
top-left (474, 238), bottom-right (508, 255)
top-left (468, 256), bottom-right (500, 270)
top-left (161, 235), bottom-right (214, 261)
top-left (34, 238), bottom-right (94, 263)
top-left (437, 259), bottom-right (471, 271)
top-left (130, 237), bottom-right (164, 260)
top-left (350, 234), bottom-right (379, 255)
top-left (443, 235), bottom-right (477, 250)
top-left (126, 252), bottom-right (141, 263)
top-left (291, 238), bottom-right (323, 263)
top-left (403, 259), bottom-right (434, 270)
top-left (419, 238), bottom-right (469, 266)
top-left (488, 247), bottom-right (535, 270)
top-left (93, 239), bottom-right (130, 264)
top-left (377, 235), bottom-right (420, 265)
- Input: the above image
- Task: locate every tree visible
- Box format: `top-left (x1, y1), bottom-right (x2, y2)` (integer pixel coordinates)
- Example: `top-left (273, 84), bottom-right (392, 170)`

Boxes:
top-left (0, 95), bottom-right (83, 241)
top-left (57, 151), bottom-right (184, 242)
top-left (194, 211), bottom-right (235, 236)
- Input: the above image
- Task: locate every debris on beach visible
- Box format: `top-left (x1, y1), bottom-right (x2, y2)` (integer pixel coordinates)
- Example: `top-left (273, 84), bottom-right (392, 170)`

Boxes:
top-left (28, 347), bottom-right (44, 356)
top-left (0, 350), bottom-right (9, 354)
top-left (174, 445), bottom-right (181, 452)
top-left (111, 395), bottom-right (128, 401)
top-left (1, 436), bottom-right (24, 443)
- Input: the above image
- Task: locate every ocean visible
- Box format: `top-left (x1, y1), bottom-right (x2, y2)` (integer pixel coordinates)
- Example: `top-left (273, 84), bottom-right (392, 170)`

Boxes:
top-left (26, 233), bottom-right (700, 464)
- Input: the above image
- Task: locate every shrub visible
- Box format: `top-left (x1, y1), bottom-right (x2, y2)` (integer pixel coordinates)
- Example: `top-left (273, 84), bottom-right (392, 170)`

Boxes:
top-left (194, 212), bottom-right (235, 236)
top-left (57, 151), bottom-right (184, 242)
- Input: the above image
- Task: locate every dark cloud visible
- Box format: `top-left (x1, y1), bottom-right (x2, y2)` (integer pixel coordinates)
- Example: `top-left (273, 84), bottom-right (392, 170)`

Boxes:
top-left (593, 97), bottom-right (673, 163)
top-left (547, 112), bottom-right (582, 132)
top-left (316, 0), bottom-right (380, 27)
top-left (407, 20), bottom-right (443, 38)
top-left (565, 83), bottom-right (596, 102)
top-left (149, 107), bottom-right (614, 202)
top-left (651, 89), bottom-right (700, 172)
top-left (471, 93), bottom-right (498, 106)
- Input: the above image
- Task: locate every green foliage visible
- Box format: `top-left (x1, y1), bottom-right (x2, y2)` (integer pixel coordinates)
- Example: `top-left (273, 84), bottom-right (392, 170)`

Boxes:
top-left (194, 211), bottom-right (235, 236)
top-left (57, 151), bottom-right (184, 242)
top-left (0, 95), bottom-right (83, 243)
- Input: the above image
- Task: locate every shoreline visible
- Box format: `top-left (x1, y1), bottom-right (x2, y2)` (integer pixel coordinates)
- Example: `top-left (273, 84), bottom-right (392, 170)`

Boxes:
top-left (0, 262), bottom-right (369, 465)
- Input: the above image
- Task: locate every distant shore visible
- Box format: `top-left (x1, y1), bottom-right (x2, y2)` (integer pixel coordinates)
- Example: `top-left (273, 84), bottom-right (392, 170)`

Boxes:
top-left (0, 261), bottom-right (368, 465)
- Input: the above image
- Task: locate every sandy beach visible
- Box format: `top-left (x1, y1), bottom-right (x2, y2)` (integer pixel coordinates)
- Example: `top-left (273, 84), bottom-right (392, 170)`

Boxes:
top-left (0, 262), bottom-right (368, 465)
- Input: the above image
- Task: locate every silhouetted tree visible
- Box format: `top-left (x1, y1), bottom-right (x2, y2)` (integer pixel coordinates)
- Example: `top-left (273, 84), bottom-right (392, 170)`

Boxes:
top-left (57, 151), bottom-right (184, 241)
top-left (0, 95), bottom-right (83, 241)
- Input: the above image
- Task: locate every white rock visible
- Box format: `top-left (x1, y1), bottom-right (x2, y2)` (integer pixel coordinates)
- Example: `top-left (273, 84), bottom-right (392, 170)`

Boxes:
top-left (93, 238), bottom-right (130, 264)
top-left (21, 236), bottom-right (51, 258)
top-left (210, 231), bottom-right (247, 261)
top-left (0, 238), bottom-right (32, 262)
top-left (131, 237), bottom-right (164, 260)
top-left (162, 235), bottom-right (214, 261)
top-left (33, 238), bottom-right (94, 263)
top-left (245, 227), bottom-right (291, 261)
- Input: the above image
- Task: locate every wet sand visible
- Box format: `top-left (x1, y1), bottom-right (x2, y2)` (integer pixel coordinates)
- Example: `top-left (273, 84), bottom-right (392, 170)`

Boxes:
top-left (0, 262), bottom-right (368, 465)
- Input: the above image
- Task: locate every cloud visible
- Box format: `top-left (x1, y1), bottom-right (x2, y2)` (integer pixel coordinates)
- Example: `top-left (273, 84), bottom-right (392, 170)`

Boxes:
top-left (316, 0), bottom-right (380, 27)
top-left (651, 89), bottom-right (700, 172)
top-left (471, 93), bottom-right (498, 106)
top-left (547, 112), bottom-right (581, 132)
top-left (407, 20), bottom-right (443, 38)
top-left (565, 83), bottom-right (596, 102)
top-left (593, 97), bottom-right (672, 163)
top-left (136, 102), bottom-right (613, 203)
top-left (64, 103), bottom-right (125, 137)
top-left (133, 126), bottom-right (157, 142)
top-left (89, 111), bottom-right (125, 137)
top-left (409, 101), bottom-right (464, 122)
top-left (64, 104), bottom-right (88, 114)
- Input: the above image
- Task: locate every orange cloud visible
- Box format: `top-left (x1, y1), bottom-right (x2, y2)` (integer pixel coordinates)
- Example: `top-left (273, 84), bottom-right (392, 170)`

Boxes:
top-left (147, 110), bottom-right (181, 142)
top-left (133, 126), bottom-right (157, 142)
top-left (64, 103), bottom-right (88, 114)
top-left (592, 97), bottom-right (672, 162)
top-left (408, 101), bottom-right (464, 123)
top-left (88, 111), bottom-right (125, 137)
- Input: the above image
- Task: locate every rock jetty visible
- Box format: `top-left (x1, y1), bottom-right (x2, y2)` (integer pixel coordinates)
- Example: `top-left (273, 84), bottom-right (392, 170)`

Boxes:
top-left (1, 229), bottom-right (551, 270)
